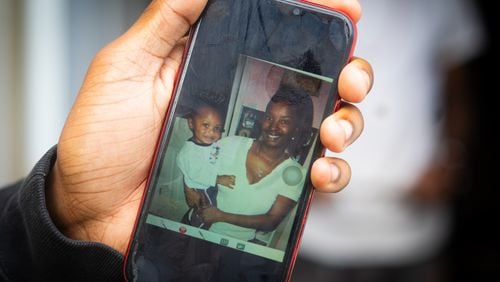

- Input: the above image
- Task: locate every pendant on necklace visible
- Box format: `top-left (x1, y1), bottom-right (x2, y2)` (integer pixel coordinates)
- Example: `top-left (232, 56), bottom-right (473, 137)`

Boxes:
top-left (255, 166), bottom-right (267, 178)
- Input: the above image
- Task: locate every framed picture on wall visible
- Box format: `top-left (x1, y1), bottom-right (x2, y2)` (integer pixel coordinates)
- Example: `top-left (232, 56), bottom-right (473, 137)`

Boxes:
top-left (235, 106), bottom-right (265, 139)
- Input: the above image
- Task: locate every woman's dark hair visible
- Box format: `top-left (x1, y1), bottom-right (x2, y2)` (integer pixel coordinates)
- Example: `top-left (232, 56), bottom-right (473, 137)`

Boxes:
top-left (268, 85), bottom-right (314, 158)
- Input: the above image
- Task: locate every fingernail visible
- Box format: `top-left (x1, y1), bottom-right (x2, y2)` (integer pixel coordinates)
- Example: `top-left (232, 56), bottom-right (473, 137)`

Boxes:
top-left (361, 68), bottom-right (373, 94)
top-left (330, 163), bottom-right (340, 183)
top-left (337, 119), bottom-right (353, 144)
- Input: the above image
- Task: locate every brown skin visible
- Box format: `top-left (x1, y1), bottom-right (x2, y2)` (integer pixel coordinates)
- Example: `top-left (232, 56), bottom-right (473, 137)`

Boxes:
top-left (248, 102), bottom-right (297, 184)
top-left (188, 105), bottom-right (223, 145)
top-left (184, 185), bottom-right (202, 208)
top-left (201, 196), bottom-right (296, 232)
top-left (47, 0), bottom-right (372, 255)
top-left (217, 175), bottom-right (236, 188)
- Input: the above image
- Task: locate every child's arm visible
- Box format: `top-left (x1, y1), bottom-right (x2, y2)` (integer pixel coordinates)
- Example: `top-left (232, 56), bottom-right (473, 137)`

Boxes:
top-left (216, 175), bottom-right (236, 189)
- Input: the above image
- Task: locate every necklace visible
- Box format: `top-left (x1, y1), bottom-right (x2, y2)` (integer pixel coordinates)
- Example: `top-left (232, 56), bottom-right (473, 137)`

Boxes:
top-left (249, 141), bottom-right (288, 180)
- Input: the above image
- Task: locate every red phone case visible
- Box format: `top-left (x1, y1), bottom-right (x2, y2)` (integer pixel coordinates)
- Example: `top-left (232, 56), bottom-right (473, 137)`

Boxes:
top-left (124, 1), bottom-right (356, 281)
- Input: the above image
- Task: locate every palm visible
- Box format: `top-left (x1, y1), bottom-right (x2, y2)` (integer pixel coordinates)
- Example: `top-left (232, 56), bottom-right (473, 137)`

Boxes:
top-left (56, 43), bottom-right (182, 253)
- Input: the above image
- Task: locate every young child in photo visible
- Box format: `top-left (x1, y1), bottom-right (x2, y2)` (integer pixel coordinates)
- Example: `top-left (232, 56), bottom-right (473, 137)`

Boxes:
top-left (176, 101), bottom-right (235, 229)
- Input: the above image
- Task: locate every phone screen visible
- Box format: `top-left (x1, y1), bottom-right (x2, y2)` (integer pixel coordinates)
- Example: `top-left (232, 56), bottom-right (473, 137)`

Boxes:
top-left (126, 0), bottom-right (354, 281)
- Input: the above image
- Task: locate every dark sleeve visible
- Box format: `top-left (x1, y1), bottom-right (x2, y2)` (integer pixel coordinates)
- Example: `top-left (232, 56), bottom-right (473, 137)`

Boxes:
top-left (0, 146), bottom-right (124, 282)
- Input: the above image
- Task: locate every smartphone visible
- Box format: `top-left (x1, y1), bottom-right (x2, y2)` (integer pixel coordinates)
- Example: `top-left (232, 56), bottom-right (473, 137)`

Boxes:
top-left (124, 0), bottom-right (355, 281)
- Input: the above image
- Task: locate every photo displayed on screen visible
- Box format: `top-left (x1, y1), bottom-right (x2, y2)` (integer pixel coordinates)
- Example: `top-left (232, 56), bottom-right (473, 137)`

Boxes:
top-left (145, 55), bottom-right (333, 262)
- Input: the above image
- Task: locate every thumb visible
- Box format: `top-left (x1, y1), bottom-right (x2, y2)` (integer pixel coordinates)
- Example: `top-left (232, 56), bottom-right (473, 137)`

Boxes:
top-left (118, 0), bottom-right (208, 58)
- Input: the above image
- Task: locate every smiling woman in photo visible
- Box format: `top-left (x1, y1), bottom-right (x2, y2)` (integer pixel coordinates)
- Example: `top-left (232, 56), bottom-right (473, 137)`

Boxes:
top-left (188, 86), bottom-right (314, 243)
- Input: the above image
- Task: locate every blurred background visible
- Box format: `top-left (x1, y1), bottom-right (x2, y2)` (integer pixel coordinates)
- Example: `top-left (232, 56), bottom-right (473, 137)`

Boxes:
top-left (0, 0), bottom-right (497, 281)
top-left (0, 0), bottom-right (148, 185)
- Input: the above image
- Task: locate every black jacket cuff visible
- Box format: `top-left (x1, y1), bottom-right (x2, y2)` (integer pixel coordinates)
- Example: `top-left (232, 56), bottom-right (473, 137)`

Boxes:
top-left (0, 146), bottom-right (124, 281)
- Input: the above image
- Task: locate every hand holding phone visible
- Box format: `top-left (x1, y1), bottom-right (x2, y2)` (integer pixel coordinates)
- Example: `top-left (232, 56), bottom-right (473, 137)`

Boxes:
top-left (45, 0), bottom-right (371, 280)
top-left (124, 1), bottom-right (357, 281)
